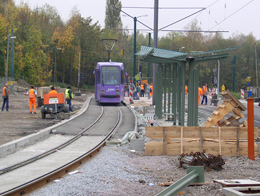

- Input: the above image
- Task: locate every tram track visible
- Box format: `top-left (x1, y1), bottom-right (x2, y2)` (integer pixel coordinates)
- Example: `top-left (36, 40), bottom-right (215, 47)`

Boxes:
top-left (0, 99), bottom-right (124, 196)
top-left (0, 107), bottom-right (105, 175)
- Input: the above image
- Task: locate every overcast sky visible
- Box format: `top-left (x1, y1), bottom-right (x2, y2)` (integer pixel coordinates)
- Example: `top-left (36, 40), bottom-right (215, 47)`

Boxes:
top-left (14, 0), bottom-right (260, 40)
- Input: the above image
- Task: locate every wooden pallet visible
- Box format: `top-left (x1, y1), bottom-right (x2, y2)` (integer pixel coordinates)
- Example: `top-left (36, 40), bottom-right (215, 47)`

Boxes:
top-left (204, 91), bottom-right (247, 127)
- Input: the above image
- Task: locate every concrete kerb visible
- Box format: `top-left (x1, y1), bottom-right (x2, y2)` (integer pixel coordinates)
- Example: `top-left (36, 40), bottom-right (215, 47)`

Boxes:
top-left (0, 95), bottom-right (93, 156)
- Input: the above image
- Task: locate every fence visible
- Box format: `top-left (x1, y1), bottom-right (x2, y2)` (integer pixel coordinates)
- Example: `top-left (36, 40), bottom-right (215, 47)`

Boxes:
top-left (145, 126), bottom-right (259, 157)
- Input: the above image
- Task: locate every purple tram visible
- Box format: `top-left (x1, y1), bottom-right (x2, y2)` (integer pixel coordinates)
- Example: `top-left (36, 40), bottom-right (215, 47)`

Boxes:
top-left (94, 62), bottom-right (125, 103)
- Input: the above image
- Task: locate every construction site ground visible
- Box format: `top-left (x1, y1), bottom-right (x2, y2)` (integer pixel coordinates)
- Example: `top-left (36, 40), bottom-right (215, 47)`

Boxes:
top-left (0, 92), bottom-right (88, 146)
top-left (2, 91), bottom-right (260, 195)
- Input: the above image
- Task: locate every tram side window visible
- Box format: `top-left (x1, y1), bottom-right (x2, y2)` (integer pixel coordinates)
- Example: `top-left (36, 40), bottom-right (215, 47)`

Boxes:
top-left (97, 70), bottom-right (100, 84)
top-left (121, 70), bottom-right (124, 84)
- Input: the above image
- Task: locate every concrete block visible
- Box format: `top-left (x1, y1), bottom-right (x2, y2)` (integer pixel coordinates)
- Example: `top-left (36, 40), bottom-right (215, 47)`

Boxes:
top-left (59, 113), bottom-right (70, 120)
top-left (130, 138), bottom-right (144, 151)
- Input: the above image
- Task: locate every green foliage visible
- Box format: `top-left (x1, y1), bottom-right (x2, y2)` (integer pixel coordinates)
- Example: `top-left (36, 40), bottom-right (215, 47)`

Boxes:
top-left (104, 0), bottom-right (122, 30)
top-left (0, 1), bottom-right (259, 92)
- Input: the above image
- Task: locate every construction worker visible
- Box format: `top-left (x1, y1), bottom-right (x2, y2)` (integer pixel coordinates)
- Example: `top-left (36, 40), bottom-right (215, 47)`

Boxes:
top-left (201, 83), bottom-right (208, 105)
top-left (65, 85), bottom-right (73, 112)
top-left (25, 85), bottom-right (37, 114)
top-left (48, 86), bottom-right (58, 94)
top-left (2, 83), bottom-right (10, 111)
top-left (222, 83), bottom-right (225, 91)
top-left (150, 85), bottom-right (153, 98)
top-left (185, 85), bottom-right (188, 95)
top-left (140, 83), bottom-right (145, 97)
top-left (198, 86), bottom-right (203, 106)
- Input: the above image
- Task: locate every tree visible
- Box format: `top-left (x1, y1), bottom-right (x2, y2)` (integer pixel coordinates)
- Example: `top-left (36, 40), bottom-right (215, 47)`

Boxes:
top-left (104, 0), bottom-right (122, 30)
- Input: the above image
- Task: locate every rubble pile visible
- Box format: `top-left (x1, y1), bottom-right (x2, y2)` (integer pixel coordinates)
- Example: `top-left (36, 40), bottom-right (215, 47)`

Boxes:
top-left (179, 152), bottom-right (225, 171)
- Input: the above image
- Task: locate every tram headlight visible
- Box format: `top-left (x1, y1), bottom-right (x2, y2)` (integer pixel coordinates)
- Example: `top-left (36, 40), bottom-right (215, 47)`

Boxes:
top-left (101, 89), bottom-right (105, 97)
top-left (116, 90), bottom-right (120, 97)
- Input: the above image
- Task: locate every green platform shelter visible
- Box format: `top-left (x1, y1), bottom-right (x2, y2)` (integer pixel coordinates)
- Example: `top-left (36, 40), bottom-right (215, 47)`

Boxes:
top-left (136, 46), bottom-right (235, 126)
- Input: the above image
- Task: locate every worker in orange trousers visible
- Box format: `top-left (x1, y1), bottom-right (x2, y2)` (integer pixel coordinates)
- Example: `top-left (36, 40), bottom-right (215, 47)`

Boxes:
top-left (25, 85), bottom-right (37, 114)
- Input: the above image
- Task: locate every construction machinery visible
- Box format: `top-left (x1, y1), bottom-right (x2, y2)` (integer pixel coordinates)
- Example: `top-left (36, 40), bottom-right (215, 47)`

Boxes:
top-left (40, 92), bottom-right (69, 119)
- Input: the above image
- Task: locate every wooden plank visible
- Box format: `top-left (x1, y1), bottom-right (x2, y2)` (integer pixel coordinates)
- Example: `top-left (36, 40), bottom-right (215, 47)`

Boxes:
top-left (219, 127), bottom-right (222, 155)
top-left (233, 108), bottom-right (245, 118)
top-left (231, 113), bottom-right (240, 120)
top-left (181, 127), bottom-right (183, 154)
top-left (145, 126), bottom-right (164, 139)
top-left (145, 140), bottom-right (259, 156)
top-left (219, 104), bottom-right (226, 108)
top-left (223, 118), bottom-right (231, 125)
top-left (163, 127), bottom-right (166, 155)
top-left (213, 111), bottom-right (219, 115)
top-left (221, 90), bottom-right (247, 111)
top-left (237, 127), bottom-right (239, 157)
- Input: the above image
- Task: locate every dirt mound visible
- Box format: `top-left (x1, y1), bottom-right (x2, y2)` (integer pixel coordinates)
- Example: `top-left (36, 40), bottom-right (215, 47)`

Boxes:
top-left (16, 79), bottom-right (31, 88)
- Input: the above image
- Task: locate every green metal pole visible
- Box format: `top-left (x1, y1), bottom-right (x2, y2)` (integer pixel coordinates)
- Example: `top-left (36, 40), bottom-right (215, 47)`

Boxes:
top-left (156, 166), bottom-right (204, 196)
top-left (188, 61), bottom-right (196, 126)
top-left (168, 64), bottom-right (171, 116)
top-left (148, 33), bottom-right (151, 84)
top-left (233, 54), bottom-right (236, 92)
top-left (133, 17), bottom-right (137, 81)
top-left (177, 63), bottom-right (181, 125)
top-left (163, 64), bottom-right (167, 114)
top-left (194, 69), bottom-right (199, 126)
top-left (155, 64), bottom-right (163, 119)
top-left (180, 62), bottom-right (186, 126)
top-left (172, 64), bottom-right (177, 124)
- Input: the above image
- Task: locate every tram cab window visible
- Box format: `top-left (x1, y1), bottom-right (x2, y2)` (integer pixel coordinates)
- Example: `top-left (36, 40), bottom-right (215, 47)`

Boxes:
top-left (101, 66), bottom-right (120, 85)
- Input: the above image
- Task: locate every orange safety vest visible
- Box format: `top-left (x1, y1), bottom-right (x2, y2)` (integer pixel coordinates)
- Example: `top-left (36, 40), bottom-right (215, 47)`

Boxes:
top-left (140, 84), bottom-right (144, 90)
top-left (199, 87), bottom-right (203, 96)
top-left (203, 86), bottom-right (207, 95)
top-left (48, 90), bottom-right (58, 95)
top-left (2, 87), bottom-right (9, 97)
top-left (28, 89), bottom-right (36, 98)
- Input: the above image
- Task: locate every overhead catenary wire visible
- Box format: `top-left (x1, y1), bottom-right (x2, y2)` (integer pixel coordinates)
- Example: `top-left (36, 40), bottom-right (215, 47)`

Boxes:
top-left (159, 8), bottom-right (206, 31)
top-left (209, 0), bottom-right (254, 30)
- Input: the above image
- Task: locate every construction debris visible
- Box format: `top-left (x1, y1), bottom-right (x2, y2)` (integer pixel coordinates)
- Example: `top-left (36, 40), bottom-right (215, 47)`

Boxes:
top-left (204, 90), bottom-right (247, 127)
top-left (178, 152), bottom-right (225, 171)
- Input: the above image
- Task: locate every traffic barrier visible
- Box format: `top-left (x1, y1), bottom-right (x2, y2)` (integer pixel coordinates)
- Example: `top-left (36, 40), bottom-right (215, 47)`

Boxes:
top-left (129, 87), bottom-right (133, 104)
top-left (125, 91), bottom-right (128, 97)
top-left (241, 89), bottom-right (244, 99)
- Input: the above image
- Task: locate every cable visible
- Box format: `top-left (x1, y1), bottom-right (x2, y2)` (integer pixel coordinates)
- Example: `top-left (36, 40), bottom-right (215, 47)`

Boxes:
top-left (159, 8), bottom-right (206, 31)
top-left (209, 0), bottom-right (254, 30)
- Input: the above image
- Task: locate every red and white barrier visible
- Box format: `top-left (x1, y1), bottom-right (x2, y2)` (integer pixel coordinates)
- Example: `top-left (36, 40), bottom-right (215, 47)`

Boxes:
top-left (241, 89), bottom-right (244, 99)
top-left (129, 87), bottom-right (133, 104)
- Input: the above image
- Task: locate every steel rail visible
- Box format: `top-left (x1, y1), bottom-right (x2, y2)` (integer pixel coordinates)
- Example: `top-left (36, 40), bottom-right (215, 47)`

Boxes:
top-left (0, 106), bottom-right (105, 175)
top-left (1, 106), bottom-right (122, 196)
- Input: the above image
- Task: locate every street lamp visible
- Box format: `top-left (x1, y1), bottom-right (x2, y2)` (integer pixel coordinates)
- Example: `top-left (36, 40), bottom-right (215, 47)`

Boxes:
top-left (6, 34), bottom-right (16, 82)
top-left (178, 47), bottom-right (185, 52)
top-left (54, 47), bottom-right (61, 85)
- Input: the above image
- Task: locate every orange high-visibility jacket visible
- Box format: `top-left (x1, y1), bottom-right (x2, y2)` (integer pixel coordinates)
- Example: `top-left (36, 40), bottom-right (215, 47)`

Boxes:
top-left (203, 86), bottom-right (207, 95)
top-left (28, 89), bottom-right (36, 99)
top-left (48, 90), bottom-right (58, 95)
top-left (140, 84), bottom-right (144, 90)
top-left (2, 87), bottom-right (9, 98)
top-left (199, 87), bottom-right (203, 96)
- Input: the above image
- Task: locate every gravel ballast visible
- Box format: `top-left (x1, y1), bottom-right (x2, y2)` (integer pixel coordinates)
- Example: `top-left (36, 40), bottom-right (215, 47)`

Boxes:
top-left (31, 145), bottom-right (260, 196)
